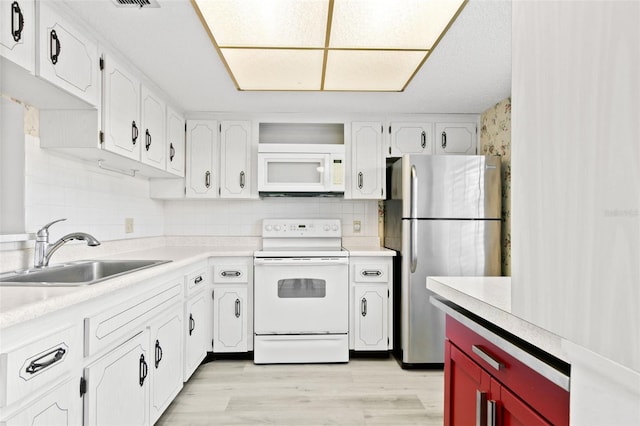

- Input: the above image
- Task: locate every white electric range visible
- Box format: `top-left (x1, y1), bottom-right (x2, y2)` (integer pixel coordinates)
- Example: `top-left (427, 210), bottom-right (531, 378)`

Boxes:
top-left (253, 219), bottom-right (349, 364)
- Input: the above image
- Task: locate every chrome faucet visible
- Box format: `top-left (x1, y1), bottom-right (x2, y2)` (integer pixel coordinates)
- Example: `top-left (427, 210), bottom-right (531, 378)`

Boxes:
top-left (34, 219), bottom-right (101, 268)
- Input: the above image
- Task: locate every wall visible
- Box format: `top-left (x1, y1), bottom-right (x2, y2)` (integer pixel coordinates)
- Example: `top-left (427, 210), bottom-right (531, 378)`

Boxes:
top-left (511, 1), bottom-right (639, 372)
top-left (164, 198), bottom-right (379, 238)
top-left (20, 102), bottom-right (165, 243)
top-left (480, 97), bottom-right (511, 276)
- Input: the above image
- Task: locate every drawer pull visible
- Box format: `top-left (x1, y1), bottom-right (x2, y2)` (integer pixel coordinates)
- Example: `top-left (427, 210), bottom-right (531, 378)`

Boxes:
top-left (361, 270), bottom-right (382, 277)
top-left (25, 347), bottom-right (66, 374)
top-left (189, 313), bottom-right (195, 336)
top-left (154, 339), bottom-right (163, 368)
top-left (139, 354), bottom-right (148, 386)
top-left (194, 275), bottom-right (203, 284)
top-left (361, 298), bottom-right (367, 317)
top-left (472, 345), bottom-right (504, 371)
top-left (235, 299), bottom-right (241, 318)
top-left (221, 270), bottom-right (241, 278)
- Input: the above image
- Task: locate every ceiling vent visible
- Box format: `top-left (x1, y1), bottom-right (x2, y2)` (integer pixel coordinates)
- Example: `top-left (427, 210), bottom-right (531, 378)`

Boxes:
top-left (112, 0), bottom-right (160, 8)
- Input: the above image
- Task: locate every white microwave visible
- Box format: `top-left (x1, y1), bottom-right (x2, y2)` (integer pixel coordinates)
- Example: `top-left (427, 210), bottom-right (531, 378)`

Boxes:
top-left (257, 144), bottom-right (345, 196)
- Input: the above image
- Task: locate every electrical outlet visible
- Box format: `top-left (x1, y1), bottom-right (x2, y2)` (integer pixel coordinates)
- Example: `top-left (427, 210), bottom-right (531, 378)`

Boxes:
top-left (353, 220), bottom-right (361, 233)
top-left (125, 217), bottom-right (134, 234)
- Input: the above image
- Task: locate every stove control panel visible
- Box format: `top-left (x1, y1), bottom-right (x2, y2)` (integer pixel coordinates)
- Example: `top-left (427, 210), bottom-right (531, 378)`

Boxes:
top-left (262, 219), bottom-right (341, 238)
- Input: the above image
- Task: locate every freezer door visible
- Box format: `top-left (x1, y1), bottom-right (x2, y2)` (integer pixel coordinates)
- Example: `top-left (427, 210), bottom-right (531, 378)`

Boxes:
top-left (401, 219), bottom-right (501, 364)
top-left (399, 155), bottom-right (501, 219)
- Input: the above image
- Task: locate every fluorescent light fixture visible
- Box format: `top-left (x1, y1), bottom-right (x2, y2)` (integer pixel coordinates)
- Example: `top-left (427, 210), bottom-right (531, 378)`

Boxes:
top-left (192, 0), bottom-right (466, 92)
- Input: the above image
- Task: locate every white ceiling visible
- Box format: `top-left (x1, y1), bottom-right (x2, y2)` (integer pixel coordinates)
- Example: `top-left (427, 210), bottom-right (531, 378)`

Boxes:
top-left (62, 0), bottom-right (511, 115)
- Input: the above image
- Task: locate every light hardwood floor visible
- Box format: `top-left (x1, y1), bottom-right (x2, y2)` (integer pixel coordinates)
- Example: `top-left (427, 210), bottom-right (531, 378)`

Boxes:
top-left (157, 356), bottom-right (444, 425)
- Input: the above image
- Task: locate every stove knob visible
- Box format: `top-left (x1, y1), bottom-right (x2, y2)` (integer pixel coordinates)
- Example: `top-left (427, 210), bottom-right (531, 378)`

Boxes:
top-left (265, 225), bottom-right (273, 231)
top-left (274, 225), bottom-right (281, 231)
top-left (323, 224), bottom-right (330, 231)
top-left (332, 224), bottom-right (339, 231)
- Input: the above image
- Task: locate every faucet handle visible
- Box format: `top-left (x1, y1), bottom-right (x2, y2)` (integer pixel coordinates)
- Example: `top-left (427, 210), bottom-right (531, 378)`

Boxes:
top-left (36, 218), bottom-right (67, 238)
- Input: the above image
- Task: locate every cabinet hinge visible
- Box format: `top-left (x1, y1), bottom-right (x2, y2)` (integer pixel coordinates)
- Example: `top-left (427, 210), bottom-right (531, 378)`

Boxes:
top-left (388, 146), bottom-right (392, 155)
top-left (99, 56), bottom-right (104, 71)
top-left (185, 122), bottom-right (187, 132)
top-left (387, 289), bottom-right (390, 298)
top-left (99, 131), bottom-right (104, 144)
top-left (219, 124), bottom-right (221, 132)
top-left (79, 376), bottom-right (87, 397)
top-left (218, 187), bottom-right (221, 196)
top-left (212, 290), bottom-right (215, 300)
top-left (380, 125), bottom-right (383, 133)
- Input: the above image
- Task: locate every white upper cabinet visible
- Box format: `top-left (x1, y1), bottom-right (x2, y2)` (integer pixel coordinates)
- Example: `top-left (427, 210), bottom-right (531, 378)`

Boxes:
top-left (140, 85), bottom-right (166, 170)
top-left (37, 1), bottom-right (99, 106)
top-left (166, 106), bottom-right (185, 177)
top-left (351, 122), bottom-right (385, 199)
top-left (388, 122), bottom-right (433, 156)
top-left (0, 0), bottom-right (34, 72)
top-left (102, 54), bottom-right (141, 161)
top-left (434, 122), bottom-right (477, 155)
top-left (220, 121), bottom-right (253, 198)
top-left (186, 120), bottom-right (219, 198)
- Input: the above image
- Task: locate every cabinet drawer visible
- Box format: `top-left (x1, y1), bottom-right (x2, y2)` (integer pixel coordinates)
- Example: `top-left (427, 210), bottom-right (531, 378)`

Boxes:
top-left (0, 324), bottom-right (80, 407)
top-left (352, 263), bottom-right (389, 283)
top-left (185, 267), bottom-right (207, 297)
top-left (446, 316), bottom-right (570, 425)
top-left (84, 279), bottom-right (183, 356)
top-left (213, 264), bottom-right (248, 284)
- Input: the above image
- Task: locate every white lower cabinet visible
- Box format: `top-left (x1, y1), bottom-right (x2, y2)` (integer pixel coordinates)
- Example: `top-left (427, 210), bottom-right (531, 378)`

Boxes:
top-left (84, 330), bottom-right (150, 426)
top-left (149, 304), bottom-right (183, 424)
top-left (353, 286), bottom-right (388, 351)
top-left (349, 256), bottom-right (393, 352)
top-left (184, 290), bottom-right (208, 380)
top-left (0, 377), bottom-right (81, 426)
top-left (212, 286), bottom-right (248, 353)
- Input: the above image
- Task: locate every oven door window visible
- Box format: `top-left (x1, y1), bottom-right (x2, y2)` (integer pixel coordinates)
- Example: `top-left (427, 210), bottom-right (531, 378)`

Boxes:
top-left (278, 278), bottom-right (326, 298)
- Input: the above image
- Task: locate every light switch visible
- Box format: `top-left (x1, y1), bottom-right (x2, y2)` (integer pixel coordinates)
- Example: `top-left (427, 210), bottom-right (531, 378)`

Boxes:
top-left (353, 220), bottom-right (361, 233)
top-left (125, 217), bottom-right (134, 233)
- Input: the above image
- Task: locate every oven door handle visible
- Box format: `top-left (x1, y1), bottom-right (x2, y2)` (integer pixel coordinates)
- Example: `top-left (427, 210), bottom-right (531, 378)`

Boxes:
top-left (254, 258), bottom-right (348, 266)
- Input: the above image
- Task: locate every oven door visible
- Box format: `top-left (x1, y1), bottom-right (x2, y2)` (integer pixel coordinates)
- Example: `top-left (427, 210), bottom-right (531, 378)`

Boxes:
top-left (254, 257), bottom-right (349, 334)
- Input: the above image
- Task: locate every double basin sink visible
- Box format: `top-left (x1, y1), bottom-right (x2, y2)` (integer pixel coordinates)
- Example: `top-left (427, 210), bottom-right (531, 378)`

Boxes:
top-left (0, 259), bottom-right (171, 287)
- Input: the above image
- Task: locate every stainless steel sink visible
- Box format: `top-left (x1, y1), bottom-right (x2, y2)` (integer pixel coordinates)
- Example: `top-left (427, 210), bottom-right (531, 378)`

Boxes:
top-left (0, 259), bottom-right (171, 287)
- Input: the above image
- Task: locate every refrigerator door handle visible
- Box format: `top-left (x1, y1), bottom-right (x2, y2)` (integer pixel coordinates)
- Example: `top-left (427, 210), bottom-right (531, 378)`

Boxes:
top-left (410, 165), bottom-right (418, 273)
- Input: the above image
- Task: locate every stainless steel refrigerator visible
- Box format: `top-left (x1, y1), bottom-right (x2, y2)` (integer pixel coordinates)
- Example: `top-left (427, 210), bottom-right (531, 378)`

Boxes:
top-left (384, 155), bottom-right (501, 367)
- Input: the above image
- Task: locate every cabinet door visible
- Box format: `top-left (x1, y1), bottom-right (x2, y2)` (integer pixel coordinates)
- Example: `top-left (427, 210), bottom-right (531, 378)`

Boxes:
top-left (84, 330), bottom-right (150, 426)
top-left (435, 122), bottom-right (476, 155)
top-left (140, 85), bottom-right (166, 170)
top-left (184, 292), bottom-right (208, 380)
top-left (0, 0), bottom-right (35, 72)
top-left (212, 286), bottom-right (248, 353)
top-left (150, 305), bottom-right (183, 424)
top-left (1, 378), bottom-right (81, 426)
top-left (444, 341), bottom-right (491, 426)
top-left (353, 285), bottom-right (388, 351)
top-left (166, 106), bottom-right (185, 177)
top-left (491, 378), bottom-right (552, 426)
top-left (351, 122), bottom-right (385, 199)
top-left (220, 121), bottom-right (252, 198)
top-left (389, 122), bottom-right (433, 156)
top-left (37, 2), bottom-right (99, 106)
top-left (186, 120), bottom-right (218, 198)
top-left (102, 54), bottom-right (141, 160)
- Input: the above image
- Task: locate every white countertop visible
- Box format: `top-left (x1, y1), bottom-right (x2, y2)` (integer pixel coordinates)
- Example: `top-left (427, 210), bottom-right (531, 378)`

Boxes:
top-left (426, 276), bottom-right (566, 362)
top-left (0, 246), bottom-right (253, 329)
top-left (344, 246), bottom-right (396, 256)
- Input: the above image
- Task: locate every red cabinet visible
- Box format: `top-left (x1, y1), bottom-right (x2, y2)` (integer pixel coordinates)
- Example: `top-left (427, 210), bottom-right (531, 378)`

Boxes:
top-left (444, 316), bottom-right (569, 426)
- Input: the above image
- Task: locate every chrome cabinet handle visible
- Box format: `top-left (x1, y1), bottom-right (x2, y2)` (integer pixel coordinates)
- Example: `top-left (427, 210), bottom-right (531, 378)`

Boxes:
top-left (235, 299), bottom-right (241, 318)
top-left (169, 143), bottom-right (175, 161)
top-left (441, 131), bottom-right (447, 149)
top-left (472, 345), bottom-right (504, 371)
top-left (154, 339), bottom-right (162, 368)
top-left (487, 400), bottom-right (497, 426)
top-left (205, 171), bottom-right (211, 188)
top-left (421, 131), bottom-right (426, 149)
top-left (358, 172), bottom-right (363, 189)
top-left (361, 270), bottom-right (382, 277)
top-left (189, 313), bottom-right (195, 336)
top-left (194, 275), bottom-right (203, 284)
top-left (145, 129), bottom-right (151, 151)
top-left (131, 121), bottom-right (138, 145)
top-left (11, 1), bottom-right (24, 42)
top-left (476, 390), bottom-right (487, 426)
top-left (361, 298), bottom-right (367, 317)
top-left (49, 29), bottom-right (60, 64)
top-left (139, 354), bottom-right (148, 387)
top-left (239, 171), bottom-right (245, 189)
top-left (25, 347), bottom-right (66, 374)
top-left (221, 270), bottom-right (241, 277)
